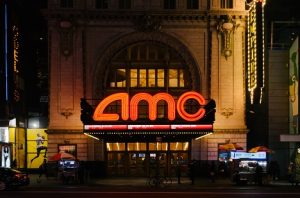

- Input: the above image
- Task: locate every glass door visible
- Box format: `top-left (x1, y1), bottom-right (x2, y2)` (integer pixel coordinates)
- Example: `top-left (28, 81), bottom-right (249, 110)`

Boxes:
top-left (129, 152), bottom-right (146, 176)
top-left (107, 152), bottom-right (126, 176)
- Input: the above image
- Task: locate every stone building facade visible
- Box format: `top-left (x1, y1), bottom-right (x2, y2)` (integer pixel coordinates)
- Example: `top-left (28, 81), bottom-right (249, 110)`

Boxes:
top-left (44, 0), bottom-right (248, 174)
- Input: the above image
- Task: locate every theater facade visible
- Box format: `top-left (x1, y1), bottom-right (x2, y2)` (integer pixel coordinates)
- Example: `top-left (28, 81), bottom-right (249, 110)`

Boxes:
top-left (44, 0), bottom-right (249, 176)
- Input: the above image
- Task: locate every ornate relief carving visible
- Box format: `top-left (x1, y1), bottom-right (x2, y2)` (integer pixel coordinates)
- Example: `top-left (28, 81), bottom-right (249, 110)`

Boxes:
top-left (59, 20), bottom-right (75, 57)
top-left (217, 15), bottom-right (239, 59)
top-left (220, 108), bottom-right (233, 118)
top-left (134, 15), bottom-right (162, 32)
top-left (60, 108), bottom-right (73, 119)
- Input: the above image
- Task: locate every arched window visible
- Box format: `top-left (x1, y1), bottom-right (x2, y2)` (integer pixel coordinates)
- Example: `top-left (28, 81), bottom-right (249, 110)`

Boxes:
top-left (107, 42), bottom-right (191, 89)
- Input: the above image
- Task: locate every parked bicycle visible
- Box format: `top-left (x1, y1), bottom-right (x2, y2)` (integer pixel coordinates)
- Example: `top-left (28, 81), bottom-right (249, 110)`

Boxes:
top-left (147, 175), bottom-right (172, 188)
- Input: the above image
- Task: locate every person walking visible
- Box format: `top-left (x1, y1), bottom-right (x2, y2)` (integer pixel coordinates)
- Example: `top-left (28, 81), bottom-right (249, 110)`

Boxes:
top-left (37, 159), bottom-right (48, 183)
top-left (210, 161), bottom-right (216, 183)
top-left (188, 160), bottom-right (196, 185)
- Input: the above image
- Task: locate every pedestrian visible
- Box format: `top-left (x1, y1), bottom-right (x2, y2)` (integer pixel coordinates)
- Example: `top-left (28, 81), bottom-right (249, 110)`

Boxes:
top-left (287, 162), bottom-right (295, 185)
top-left (188, 160), bottom-right (196, 185)
top-left (210, 161), bottom-right (216, 183)
top-left (255, 163), bottom-right (263, 185)
top-left (37, 159), bottom-right (48, 183)
top-left (176, 164), bottom-right (181, 184)
top-left (176, 155), bottom-right (183, 184)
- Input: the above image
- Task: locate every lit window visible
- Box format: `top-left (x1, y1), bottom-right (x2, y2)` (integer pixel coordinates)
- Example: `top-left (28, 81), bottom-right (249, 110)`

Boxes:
top-left (179, 69), bottom-right (185, 87)
top-left (96, 0), bottom-right (108, 9)
top-left (60, 0), bottom-right (73, 8)
top-left (169, 69), bottom-right (178, 87)
top-left (148, 69), bottom-right (156, 87)
top-left (109, 69), bottom-right (126, 87)
top-left (139, 69), bottom-right (147, 87)
top-left (187, 0), bottom-right (199, 9)
top-left (220, 0), bottom-right (233, 9)
top-left (157, 69), bottom-right (165, 87)
top-left (130, 69), bottom-right (138, 87)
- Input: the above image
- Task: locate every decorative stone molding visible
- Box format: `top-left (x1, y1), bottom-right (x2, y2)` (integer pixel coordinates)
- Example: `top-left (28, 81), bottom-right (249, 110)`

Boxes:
top-left (60, 108), bottom-right (74, 119)
top-left (220, 108), bottom-right (233, 118)
top-left (58, 20), bottom-right (75, 57)
top-left (134, 14), bottom-right (162, 32)
top-left (217, 15), bottom-right (239, 59)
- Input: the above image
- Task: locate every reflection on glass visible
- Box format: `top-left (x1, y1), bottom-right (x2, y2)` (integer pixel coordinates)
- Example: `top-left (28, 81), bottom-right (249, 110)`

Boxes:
top-left (106, 143), bottom-right (126, 151)
top-left (128, 142), bottom-right (146, 151)
top-left (169, 142), bottom-right (189, 150)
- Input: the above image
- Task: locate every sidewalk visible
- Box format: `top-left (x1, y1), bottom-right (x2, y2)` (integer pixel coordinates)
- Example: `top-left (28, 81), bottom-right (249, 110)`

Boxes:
top-left (27, 174), bottom-right (294, 190)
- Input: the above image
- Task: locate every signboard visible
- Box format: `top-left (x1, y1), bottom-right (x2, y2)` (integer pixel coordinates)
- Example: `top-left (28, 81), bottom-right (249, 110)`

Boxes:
top-left (92, 91), bottom-right (206, 122)
top-left (0, 127), bottom-right (9, 143)
top-left (230, 151), bottom-right (266, 160)
top-left (84, 124), bottom-right (213, 131)
top-left (289, 37), bottom-right (299, 135)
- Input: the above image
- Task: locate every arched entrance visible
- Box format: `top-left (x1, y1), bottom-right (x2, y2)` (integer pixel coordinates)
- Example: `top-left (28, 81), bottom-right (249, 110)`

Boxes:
top-left (91, 31), bottom-right (203, 176)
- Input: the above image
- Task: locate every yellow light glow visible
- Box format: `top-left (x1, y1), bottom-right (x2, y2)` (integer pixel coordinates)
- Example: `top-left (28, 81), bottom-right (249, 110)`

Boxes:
top-left (247, 1), bottom-right (257, 104)
top-left (195, 132), bottom-right (213, 140)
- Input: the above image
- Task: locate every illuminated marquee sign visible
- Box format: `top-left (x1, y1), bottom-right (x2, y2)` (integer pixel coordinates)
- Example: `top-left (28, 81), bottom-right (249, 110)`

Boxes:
top-left (84, 124), bottom-right (213, 131)
top-left (247, 2), bottom-right (257, 104)
top-left (93, 91), bottom-right (206, 122)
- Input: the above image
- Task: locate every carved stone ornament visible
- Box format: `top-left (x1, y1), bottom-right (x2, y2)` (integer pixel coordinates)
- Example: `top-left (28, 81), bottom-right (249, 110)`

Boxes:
top-left (220, 108), bottom-right (233, 118)
top-left (134, 15), bottom-right (162, 32)
top-left (60, 108), bottom-right (74, 119)
top-left (217, 15), bottom-right (238, 59)
top-left (59, 20), bottom-right (75, 57)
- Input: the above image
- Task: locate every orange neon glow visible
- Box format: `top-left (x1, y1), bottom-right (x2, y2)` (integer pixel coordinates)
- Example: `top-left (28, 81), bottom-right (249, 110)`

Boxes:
top-left (177, 91), bottom-right (206, 122)
top-left (93, 91), bottom-right (206, 122)
top-left (93, 93), bottom-right (129, 121)
top-left (130, 93), bottom-right (176, 121)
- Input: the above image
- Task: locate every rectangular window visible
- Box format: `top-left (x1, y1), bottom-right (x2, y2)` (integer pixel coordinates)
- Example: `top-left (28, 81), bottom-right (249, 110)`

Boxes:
top-left (60, 0), bottom-right (73, 8)
top-left (119, 0), bottom-right (131, 9)
top-left (130, 69), bottom-right (138, 87)
top-left (127, 143), bottom-right (146, 151)
top-left (187, 0), bottom-right (199, 9)
top-left (169, 69), bottom-right (178, 87)
top-left (95, 0), bottom-right (108, 9)
top-left (164, 0), bottom-right (176, 9)
top-left (139, 69), bottom-right (147, 87)
top-left (169, 142), bottom-right (189, 151)
top-left (148, 69), bottom-right (156, 87)
top-left (179, 69), bottom-right (185, 87)
top-left (106, 143), bottom-right (126, 151)
top-left (220, 0), bottom-right (233, 9)
top-left (116, 69), bottom-right (126, 87)
top-left (149, 142), bottom-right (168, 151)
top-left (157, 69), bottom-right (165, 87)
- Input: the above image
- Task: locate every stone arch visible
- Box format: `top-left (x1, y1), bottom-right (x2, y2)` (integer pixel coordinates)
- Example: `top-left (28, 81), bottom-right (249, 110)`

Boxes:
top-left (92, 31), bottom-right (201, 98)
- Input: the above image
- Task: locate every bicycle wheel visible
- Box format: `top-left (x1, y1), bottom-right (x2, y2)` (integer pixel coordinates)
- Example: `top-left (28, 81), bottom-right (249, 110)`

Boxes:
top-left (159, 177), bottom-right (166, 188)
top-left (164, 177), bottom-right (172, 186)
top-left (148, 177), bottom-right (157, 187)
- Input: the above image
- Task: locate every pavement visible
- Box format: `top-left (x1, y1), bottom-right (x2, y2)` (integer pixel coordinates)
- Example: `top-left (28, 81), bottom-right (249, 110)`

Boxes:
top-left (26, 174), bottom-right (296, 191)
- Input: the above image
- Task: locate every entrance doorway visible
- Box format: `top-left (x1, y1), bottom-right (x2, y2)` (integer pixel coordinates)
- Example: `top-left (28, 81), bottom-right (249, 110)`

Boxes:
top-left (106, 142), bottom-right (190, 176)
